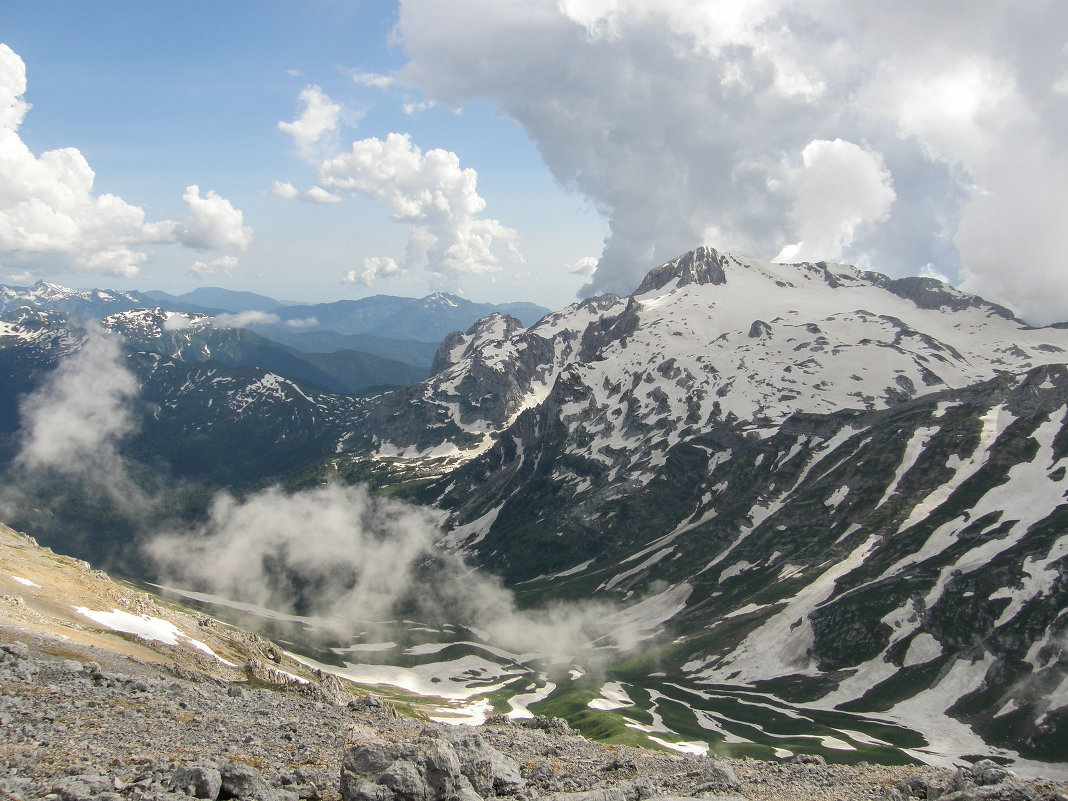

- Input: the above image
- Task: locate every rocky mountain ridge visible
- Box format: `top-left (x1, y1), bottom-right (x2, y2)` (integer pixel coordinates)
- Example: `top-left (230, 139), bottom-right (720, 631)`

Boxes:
top-left (325, 247), bottom-right (1068, 768)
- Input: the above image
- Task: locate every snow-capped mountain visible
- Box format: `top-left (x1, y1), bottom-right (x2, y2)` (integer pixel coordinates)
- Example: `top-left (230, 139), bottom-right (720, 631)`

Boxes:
top-left (334, 247), bottom-right (1068, 765)
top-left (2, 248), bottom-right (1067, 768)
top-left (0, 281), bottom-right (154, 318)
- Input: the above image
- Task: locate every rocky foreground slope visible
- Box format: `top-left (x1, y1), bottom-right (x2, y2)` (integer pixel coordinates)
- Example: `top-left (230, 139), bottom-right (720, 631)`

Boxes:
top-left (1, 525), bottom-right (1067, 801)
top-left (4, 631), bottom-right (1068, 801)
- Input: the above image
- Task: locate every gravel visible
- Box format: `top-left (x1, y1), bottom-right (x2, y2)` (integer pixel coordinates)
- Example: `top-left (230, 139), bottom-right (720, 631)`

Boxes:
top-left (1, 636), bottom-right (1066, 801)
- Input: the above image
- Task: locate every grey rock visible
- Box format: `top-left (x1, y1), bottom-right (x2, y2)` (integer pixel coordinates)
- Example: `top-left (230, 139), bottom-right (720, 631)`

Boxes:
top-left (172, 763), bottom-right (222, 799)
top-left (219, 760), bottom-right (277, 801)
top-left (691, 763), bottom-right (740, 794)
top-left (380, 759), bottom-right (429, 800)
top-left (542, 790), bottom-right (627, 801)
top-left (939, 781), bottom-right (1037, 801)
top-left (1, 641), bottom-right (29, 660)
top-left (442, 729), bottom-right (525, 795)
top-left (618, 779), bottom-right (659, 800)
top-left (791, 754), bottom-right (827, 766)
top-left (341, 733), bottom-right (473, 801)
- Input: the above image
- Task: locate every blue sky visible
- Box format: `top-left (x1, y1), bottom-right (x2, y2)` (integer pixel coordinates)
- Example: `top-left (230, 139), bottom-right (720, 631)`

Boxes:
top-left (3, 1), bottom-right (1068, 322)
top-left (2, 1), bottom-right (605, 308)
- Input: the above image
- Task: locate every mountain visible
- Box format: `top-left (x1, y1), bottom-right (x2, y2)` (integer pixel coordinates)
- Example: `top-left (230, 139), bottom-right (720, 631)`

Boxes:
top-left (258, 292), bottom-right (550, 342)
top-left (0, 281), bottom-right (155, 318)
top-left (0, 310), bottom-right (387, 487)
top-left (3, 249), bottom-right (1068, 770)
top-left (2, 280), bottom-right (551, 362)
top-left (322, 247), bottom-right (1068, 766)
top-left (100, 307), bottom-right (427, 395)
top-left (12, 520), bottom-right (1057, 801)
top-left (144, 286), bottom-right (283, 314)
top-left (243, 328), bottom-right (440, 369)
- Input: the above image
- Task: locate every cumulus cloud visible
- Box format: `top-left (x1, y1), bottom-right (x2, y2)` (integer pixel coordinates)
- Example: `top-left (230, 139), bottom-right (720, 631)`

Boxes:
top-left (175, 185), bottom-right (253, 252)
top-left (0, 44), bottom-right (159, 277)
top-left (278, 84), bottom-right (341, 158)
top-left (271, 180), bottom-right (300, 199)
top-left (0, 44), bottom-right (252, 280)
top-left (775, 139), bottom-right (896, 263)
top-left (565, 256), bottom-right (598, 276)
top-left (320, 132), bottom-right (523, 278)
top-left (302, 185), bottom-right (341, 204)
top-left (146, 482), bottom-right (664, 663)
top-left (343, 255), bottom-right (402, 286)
top-left (395, 0), bottom-right (1068, 321)
top-left (0, 42), bottom-right (30, 129)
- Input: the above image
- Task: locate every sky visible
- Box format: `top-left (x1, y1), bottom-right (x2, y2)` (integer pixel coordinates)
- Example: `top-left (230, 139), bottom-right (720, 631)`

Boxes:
top-left (2, 1), bottom-right (1067, 323)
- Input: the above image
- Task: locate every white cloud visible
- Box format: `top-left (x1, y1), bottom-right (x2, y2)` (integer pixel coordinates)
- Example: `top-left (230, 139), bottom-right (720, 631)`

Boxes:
top-left (351, 70), bottom-right (394, 89)
top-left (919, 263), bottom-right (950, 284)
top-left (5, 270), bottom-right (33, 284)
top-left (302, 185), bottom-right (341, 204)
top-left (0, 45), bottom-right (253, 279)
top-left (15, 328), bottom-right (137, 482)
top-left (321, 132), bottom-right (523, 278)
top-left (278, 84), bottom-right (341, 158)
top-left (565, 256), bottom-right (598, 276)
top-left (212, 310), bottom-right (280, 328)
top-left (0, 44), bottom-right (159, 277)
top-left (162, 314), bottom-right (193, 331)
top-left (190, 255), bottom-right (238, 278)
top-left (402, 100), bottom-right (434, 116)
top-left (175, 185), bottom-right (252, 252)
top-left (343, 255), bottom-right (402, 287)
top-left (775, 139), bottom-right (896, 264)
top-left (0, 43), bottom-right (30, 129)
top-left (272, 179), bottom-right (341, 204)
top-left (396, 0), bottom-right (1068, 321)
top-left (271, 180), bottom-right (299, 199)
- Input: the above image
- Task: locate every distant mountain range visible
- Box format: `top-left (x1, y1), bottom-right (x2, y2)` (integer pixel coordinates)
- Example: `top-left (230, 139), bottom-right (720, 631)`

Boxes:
top-left (0, 282), bottom-right (551, 367)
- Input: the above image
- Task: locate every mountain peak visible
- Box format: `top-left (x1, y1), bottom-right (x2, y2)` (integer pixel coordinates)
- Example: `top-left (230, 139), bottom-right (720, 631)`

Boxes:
top-left (633, 246), bottom-right (729, 295)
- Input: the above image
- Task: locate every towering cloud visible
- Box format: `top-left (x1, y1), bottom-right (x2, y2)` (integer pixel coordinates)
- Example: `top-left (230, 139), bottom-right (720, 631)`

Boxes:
top-left (395, 0), bottom-right (1068, 323)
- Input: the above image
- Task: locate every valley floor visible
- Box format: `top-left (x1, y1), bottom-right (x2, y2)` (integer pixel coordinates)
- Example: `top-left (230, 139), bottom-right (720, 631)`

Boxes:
top-left (2, 625), bottom-right (1067, 801)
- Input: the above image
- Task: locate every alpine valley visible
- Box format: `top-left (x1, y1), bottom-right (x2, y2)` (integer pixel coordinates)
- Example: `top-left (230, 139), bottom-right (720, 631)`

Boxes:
top-left (1, 247), bottom-right (1066, 776)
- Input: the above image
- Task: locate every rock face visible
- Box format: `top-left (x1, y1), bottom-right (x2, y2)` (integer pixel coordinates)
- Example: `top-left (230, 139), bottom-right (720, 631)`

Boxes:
top-left (340, 725), bottom-right (524, 801)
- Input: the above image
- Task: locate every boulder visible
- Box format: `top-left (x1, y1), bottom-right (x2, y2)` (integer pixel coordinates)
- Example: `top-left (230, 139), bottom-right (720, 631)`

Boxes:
top-left (341, 732), bottom-right (481, 801)
top-left (219, 760), bottom-right (277, 801)
top-left (172, 764), bottom-right (222, 799)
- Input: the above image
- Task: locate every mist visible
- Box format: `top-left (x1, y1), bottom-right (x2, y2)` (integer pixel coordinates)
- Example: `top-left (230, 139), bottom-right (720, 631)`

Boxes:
top-left (13, 328), bottom-right (138, 490)
top-left (2, 326), bottom-right (679, 670)
top-left (0, 326), bottom-right (177, 572)
top-left (145, 481), bottom-right (674, 667)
